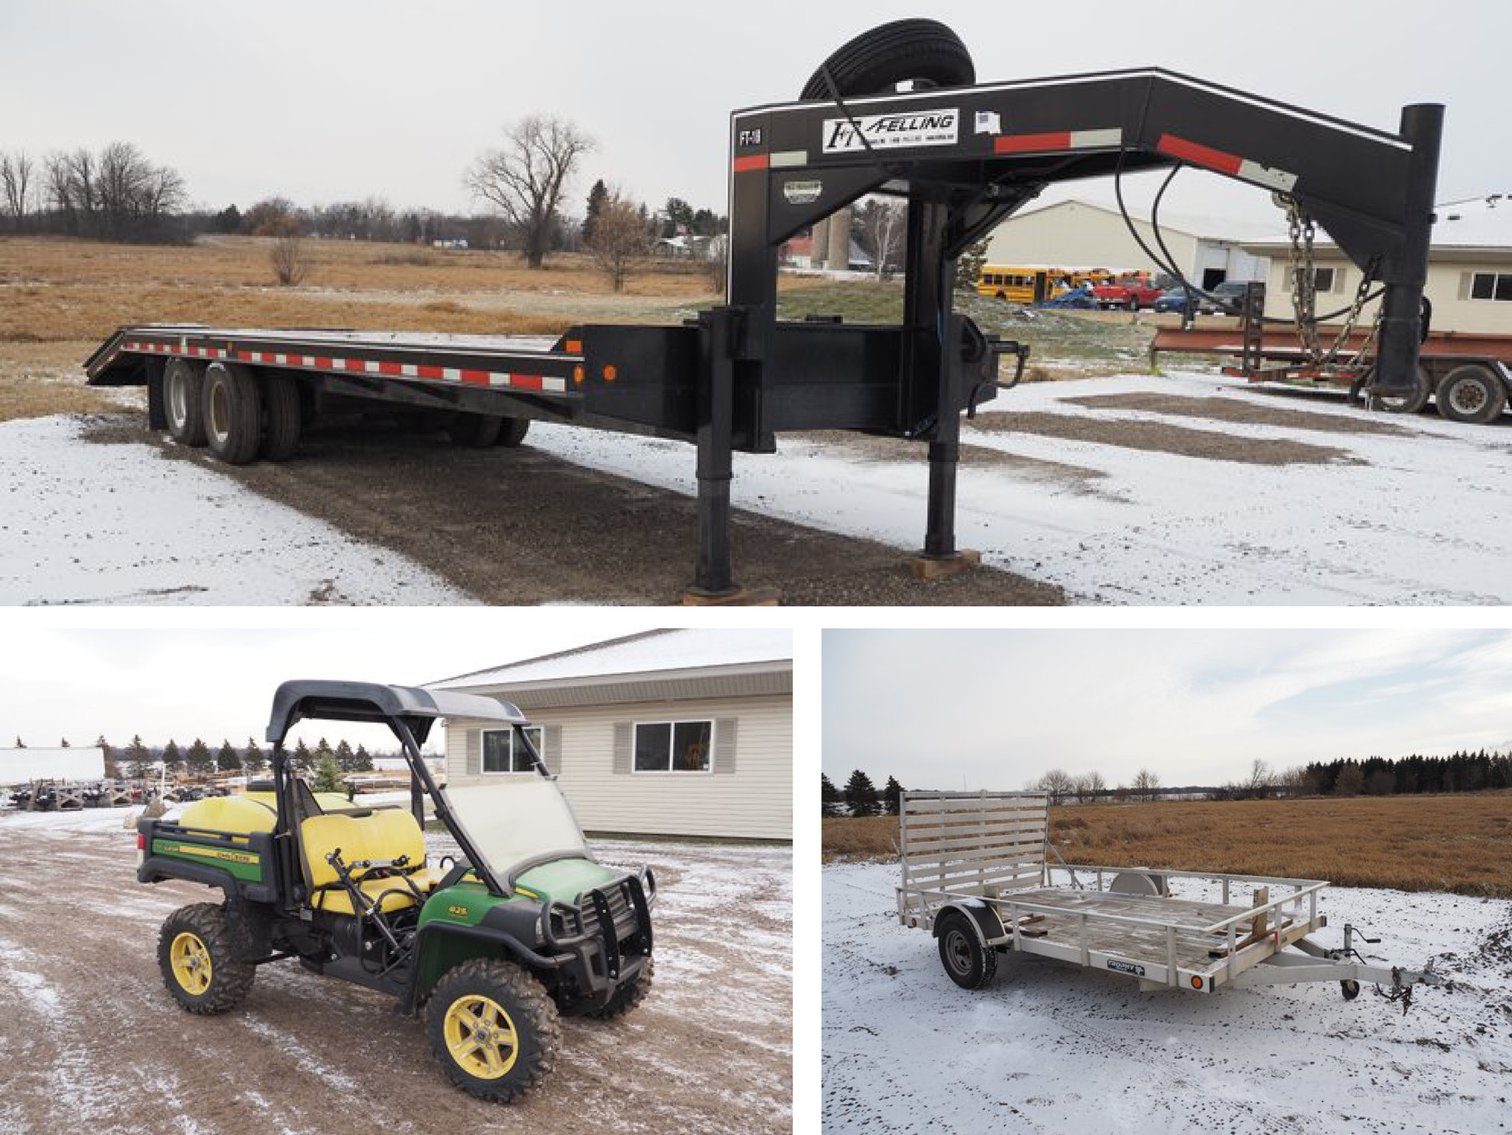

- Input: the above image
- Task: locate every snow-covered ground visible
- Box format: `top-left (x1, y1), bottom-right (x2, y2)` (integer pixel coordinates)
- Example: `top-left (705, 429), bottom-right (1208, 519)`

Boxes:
top-left (0, 415), bottom-right (469, 605)
top-left (824, 861), bottom-right (1512, 1135)
top-left (533, 371), bottom-right (1512, 604)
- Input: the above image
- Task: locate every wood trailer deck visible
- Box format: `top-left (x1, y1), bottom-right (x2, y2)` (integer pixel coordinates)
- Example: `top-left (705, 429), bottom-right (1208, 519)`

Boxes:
top-left (896, 790), bottom-right (1437, 1001)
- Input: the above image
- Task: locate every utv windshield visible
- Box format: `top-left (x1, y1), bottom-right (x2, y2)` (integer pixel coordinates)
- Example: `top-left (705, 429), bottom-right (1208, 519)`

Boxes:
top-left (444, 776), bottom-right (591, 887)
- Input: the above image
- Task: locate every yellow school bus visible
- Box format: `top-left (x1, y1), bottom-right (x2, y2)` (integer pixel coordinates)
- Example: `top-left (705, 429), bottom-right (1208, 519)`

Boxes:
top-left (976, 265), bottom-right (1111, 304)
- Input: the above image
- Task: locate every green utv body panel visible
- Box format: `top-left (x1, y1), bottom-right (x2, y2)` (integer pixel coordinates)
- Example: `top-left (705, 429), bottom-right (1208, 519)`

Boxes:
top-left (417, 880), bottom-right (516, 930)
top-left (152, 838), bottom-right (265, 883)
top-left (515, 857), bottom-right (622, 904)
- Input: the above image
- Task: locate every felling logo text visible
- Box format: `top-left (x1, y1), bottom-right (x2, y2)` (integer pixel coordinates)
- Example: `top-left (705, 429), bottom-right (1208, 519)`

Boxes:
top-left (821, 110), bottom-right (959, 154)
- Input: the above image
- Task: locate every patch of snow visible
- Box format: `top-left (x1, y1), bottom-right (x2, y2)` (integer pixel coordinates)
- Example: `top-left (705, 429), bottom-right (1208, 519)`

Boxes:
top-left (0, 414), bottom-right (471, 606)
top-left (529, 372), bottom-right (1512, 604)
top-left (825, 860), bottom-right (1512, 1135)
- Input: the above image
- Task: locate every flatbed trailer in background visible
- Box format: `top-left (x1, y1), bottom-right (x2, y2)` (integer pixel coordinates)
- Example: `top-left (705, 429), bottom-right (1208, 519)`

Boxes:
top-left (86, 20), bottom-right (1444, 600)
top-left (897, 790), bottom-right (1442, 1006)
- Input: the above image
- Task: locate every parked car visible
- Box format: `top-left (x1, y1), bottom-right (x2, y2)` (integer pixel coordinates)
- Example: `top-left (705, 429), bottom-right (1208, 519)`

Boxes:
top-left (1038, 283), bottom-right (1098, 309)
top-left (1092, 276), bottom-right (1165, 310)
top-left (1152, 281), bottom-right (1257, 316)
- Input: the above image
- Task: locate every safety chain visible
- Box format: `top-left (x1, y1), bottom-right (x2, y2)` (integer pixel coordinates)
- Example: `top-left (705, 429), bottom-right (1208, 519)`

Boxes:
top-left (1282, 194), bottom-right (1379, 375)
top-left (1373, 967), bottom-right (1414, 1015)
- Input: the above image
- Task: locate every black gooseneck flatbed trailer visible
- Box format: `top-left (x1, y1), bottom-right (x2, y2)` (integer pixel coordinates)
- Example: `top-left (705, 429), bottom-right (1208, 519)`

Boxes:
top-left (85, 21), bottom-right (1442, 601)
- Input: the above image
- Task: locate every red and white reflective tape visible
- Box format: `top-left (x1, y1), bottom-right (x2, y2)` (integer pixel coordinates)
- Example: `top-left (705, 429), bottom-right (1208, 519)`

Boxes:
top-left (123, 340), bottom-right (568, 394)
top-left (1157, 133), bottom-right (1298, 192)
top-left (994, 127), bottom-right (1122, 155)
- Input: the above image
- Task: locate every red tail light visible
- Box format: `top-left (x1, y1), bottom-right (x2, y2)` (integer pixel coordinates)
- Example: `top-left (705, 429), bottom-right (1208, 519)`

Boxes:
top-left (136, 833), bottom-right (145, 851)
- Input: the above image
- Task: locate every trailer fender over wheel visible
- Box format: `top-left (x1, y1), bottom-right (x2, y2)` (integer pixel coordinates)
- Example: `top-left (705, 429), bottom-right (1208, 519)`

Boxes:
top-left (202, 361), bottom-right (264, 464)
top-left (157, 902), bottom-right (256, 1014)
top-left (163, 358), bottom-right (209, 447)
top-left (259, 372), bottom-right (302, 461)
top-left (799, 18), bottom-right (974, 100)
top-left (935, 908), bottom-right (998, 990)
top-left (494, 417), bottom-right (530, 448)
top-left (1435, 364), bottom-right (1506, 424)
top-left (447, 413), bottom-right (503, 448)
top-left (426, 958), bottom-right (562, 1103)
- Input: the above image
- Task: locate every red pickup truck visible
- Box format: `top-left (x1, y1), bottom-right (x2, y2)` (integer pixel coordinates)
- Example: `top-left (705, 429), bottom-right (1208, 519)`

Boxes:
top-left (1092, 277), bottom-right (1165, 310)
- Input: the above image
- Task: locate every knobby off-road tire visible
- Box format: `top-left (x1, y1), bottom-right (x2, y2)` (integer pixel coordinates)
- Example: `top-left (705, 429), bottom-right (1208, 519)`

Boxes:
top-left (588, 956), bottom-right (654, 1020)
top-left (494, 417), bottom-right (530, 448)
top-left (426, 958), bottom-right (561, 1103)
top-left (259, 372), bottom-right (302, 461)
top-left (202, 361), bottom-right (264, 464)
top-left (937, 910), bottom-right (997, 990)
top-left (1361, 364), bottom-right (1431, 414)
top-left (447, 413), bottom-right (503, 448)
top-left (163, 358), bottom-right (208, 447)
top-left (1436, 364), bottom-right (1506, 424)
top-left (157, 902), bottom-right (256, 1014)
top-left (800, 18), bottom-right (974, 100)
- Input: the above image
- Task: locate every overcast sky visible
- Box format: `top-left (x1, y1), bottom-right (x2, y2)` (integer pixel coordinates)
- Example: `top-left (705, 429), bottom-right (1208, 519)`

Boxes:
top-left (2, 1), bottom-right (1506, 228)
top-left (0, 615), bottom-right (654, 756)
top-left (823, 628), bottom-right (1512, 789)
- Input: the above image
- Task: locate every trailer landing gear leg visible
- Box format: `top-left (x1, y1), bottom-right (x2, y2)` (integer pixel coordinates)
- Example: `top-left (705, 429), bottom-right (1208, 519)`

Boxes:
top-left (911, 438), bottom-right (981, 580)
top-left (684, 307), bottom-right (778, 606)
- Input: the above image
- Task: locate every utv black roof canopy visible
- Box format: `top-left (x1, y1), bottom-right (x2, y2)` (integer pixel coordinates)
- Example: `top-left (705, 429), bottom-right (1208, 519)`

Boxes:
top-left (265, 680), bottom-right (526, 746)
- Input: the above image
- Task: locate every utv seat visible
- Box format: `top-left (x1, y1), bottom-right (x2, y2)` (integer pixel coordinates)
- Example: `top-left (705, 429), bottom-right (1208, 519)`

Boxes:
top-left (300, 808), bottom-right (442, 915)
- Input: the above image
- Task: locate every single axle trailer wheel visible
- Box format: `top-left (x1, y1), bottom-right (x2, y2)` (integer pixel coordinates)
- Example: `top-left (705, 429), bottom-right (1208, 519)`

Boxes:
top-left (157, 903), bottom-right (256, 1014)
top-left (426, 958), bottom-right (562, 1103)
top-left (936, 910), bottom-right (998, 990)
top-left (203, 361), bottom-right (264, 464)
top-left (1436, 364), bottom-right (1506, 424)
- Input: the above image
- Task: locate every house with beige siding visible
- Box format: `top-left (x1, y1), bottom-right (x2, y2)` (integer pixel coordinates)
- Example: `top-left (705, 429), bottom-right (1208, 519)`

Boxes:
top-left (429, 629), bottom-right (791, 840)
top-left (1241, 193), bottom-right (1512, 334)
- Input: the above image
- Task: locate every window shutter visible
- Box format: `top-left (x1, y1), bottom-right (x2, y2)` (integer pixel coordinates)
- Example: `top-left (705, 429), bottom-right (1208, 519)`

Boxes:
top-left (713, 718), bottom-right (738, 775)
top-left (543, 725), bottom-right (562, 775)
top-left (612, 722), bottom-right (632, 775)
top-left (465, 730), bottom-right (480, 777)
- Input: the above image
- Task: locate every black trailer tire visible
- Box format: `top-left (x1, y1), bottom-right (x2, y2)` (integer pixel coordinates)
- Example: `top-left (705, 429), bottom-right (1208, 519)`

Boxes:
top-left (259, 372), bottom-right (302, 461)
top-left (426, 958), bottom-right (562, 1103)
top-left (1436, 364), bottom-right (1506, 424)
top-left (1341, 979), bottom-right (1361, 1001)
top-left (157, 902), bottom-right (256, 1014)
top-left (447, 413), bottom-right (503, 448)
top-left (203, 361), bottom-right (264, 464)
top-left (494, 417), bottom-right (531, 448)
top-left (164, 358), bottom-right (208, 447)
top-left (800, 18), bottom-right (974, 100)
top-left (1370, 365), bottom-right (1432, 414)
top-left (937, 910), bottom-right (997, 990)
top-left (588, 957), bottom-right (653, 1020)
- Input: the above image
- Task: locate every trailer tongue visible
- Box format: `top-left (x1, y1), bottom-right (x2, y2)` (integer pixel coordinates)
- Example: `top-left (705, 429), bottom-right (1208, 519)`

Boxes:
top-left (897, 790), bottom-right (1444, 1010)
top-left (86, 20), bottom-right (1443, 600)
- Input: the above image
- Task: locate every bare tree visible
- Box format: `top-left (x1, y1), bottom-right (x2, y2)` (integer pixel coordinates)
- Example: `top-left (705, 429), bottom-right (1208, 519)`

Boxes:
top-left (466, 115), bottom-right (594, 269)
top-left (1072, 770), bottom-right (1107, 803)
top-left (1242, 758), bottom-right (1272, 799)
top-left (855, 197), bottom-right (907, 280)
top-left (1131, 768), bottom-right (1161, 803)
top-left (0, 151), bottom-right (34, 230)
top-left (584, 191), bottom-right (651, 292)
top-left (270, 235), bottom-right (308, 286)
top-left (1034, 768), bottom-right (1075, 807)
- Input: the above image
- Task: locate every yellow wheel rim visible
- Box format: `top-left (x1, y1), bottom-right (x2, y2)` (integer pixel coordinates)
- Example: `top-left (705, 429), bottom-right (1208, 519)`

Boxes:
top-left (442, 993), bottom-right (519, 1080)
top-left (170, 931), bottom-right (213, 995)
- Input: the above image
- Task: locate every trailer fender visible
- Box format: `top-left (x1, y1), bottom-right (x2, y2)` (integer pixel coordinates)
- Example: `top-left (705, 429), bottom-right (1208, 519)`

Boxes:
top-left (932, 900), bottom-right (1006, 948)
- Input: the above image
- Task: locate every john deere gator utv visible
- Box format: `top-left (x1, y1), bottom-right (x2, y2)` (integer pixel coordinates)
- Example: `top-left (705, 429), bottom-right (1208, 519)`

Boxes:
top-left (136, 680), bottom-right (655, 1103)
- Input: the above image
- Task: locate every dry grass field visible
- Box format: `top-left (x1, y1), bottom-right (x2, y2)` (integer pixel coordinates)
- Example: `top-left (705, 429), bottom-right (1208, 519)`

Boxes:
top-left (0, 234), bottom-right (720, 422)
top-left (823, 793), bottom-right (1512, 897)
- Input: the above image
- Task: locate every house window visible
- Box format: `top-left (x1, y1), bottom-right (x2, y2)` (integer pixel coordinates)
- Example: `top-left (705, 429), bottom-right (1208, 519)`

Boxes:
top-left (1284, 267), bottom-right (1337, 292)
top-left (482, 726), bottom-right (544, 773)
top-left (633, 721), bottom-right (713, 773)
top-left (1470, 272), bottom-right (1512, 301)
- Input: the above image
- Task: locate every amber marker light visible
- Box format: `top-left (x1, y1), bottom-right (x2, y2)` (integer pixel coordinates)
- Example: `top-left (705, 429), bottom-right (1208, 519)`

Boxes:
top-left (603, 364), bottom-right (618, 382)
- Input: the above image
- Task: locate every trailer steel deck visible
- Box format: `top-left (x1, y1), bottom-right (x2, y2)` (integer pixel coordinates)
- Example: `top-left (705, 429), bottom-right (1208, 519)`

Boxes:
top-left (897, 790), bottom-right (1441, 1002)
top-left (86, 24), bottom-right (1445, 599)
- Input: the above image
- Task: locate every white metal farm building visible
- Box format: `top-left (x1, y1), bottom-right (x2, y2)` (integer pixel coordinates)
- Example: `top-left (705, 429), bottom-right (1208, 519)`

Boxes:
top-left (983, 199), bottom-right (1271, 289)
top-left (430, 629), bottom-right (792, 840)
top-left (0, 747), bottom-right (105, 783)
top-left (1242, 193), bottom-right (1512, 334)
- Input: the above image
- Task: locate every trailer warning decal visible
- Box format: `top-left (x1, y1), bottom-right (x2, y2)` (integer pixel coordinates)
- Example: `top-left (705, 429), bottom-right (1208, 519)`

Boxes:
top-left (822, 109), bottom-right (959, 154)
top-left (1156, 133), bottom-right (1298, 192)
top-left (994, 128), bottom-right (1122, 155)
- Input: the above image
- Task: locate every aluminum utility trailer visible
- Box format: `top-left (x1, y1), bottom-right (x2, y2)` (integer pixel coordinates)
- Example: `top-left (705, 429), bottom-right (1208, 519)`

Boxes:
top-left (84, 21), bottom-right (1443, 599)
top-left (897, 790), bottom-right (1442, 1007)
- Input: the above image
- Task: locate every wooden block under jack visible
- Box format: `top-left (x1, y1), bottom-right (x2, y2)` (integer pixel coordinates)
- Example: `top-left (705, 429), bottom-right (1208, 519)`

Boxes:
top-left (681, 585), bottom-right (782, 607)
top-left (909, 548), bottom-right (982, 580)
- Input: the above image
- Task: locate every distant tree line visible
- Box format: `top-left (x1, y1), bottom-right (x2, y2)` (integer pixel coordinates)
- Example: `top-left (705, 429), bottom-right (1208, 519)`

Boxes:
top-left (0, 143), bottom-right (186, 242)
top-left (87, 734), bottom-right (384, 782)
top-left (1301, 751), bottom-right (1512, 797)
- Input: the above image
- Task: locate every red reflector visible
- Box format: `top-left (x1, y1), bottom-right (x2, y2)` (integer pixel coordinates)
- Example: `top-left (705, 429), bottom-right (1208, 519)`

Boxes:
top-left (1157, 133), bottom-right (1243, 177)
top-left (136, 833), bottom-right (145, 850)
top-left (732, 153), bottom-right (769, 174)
